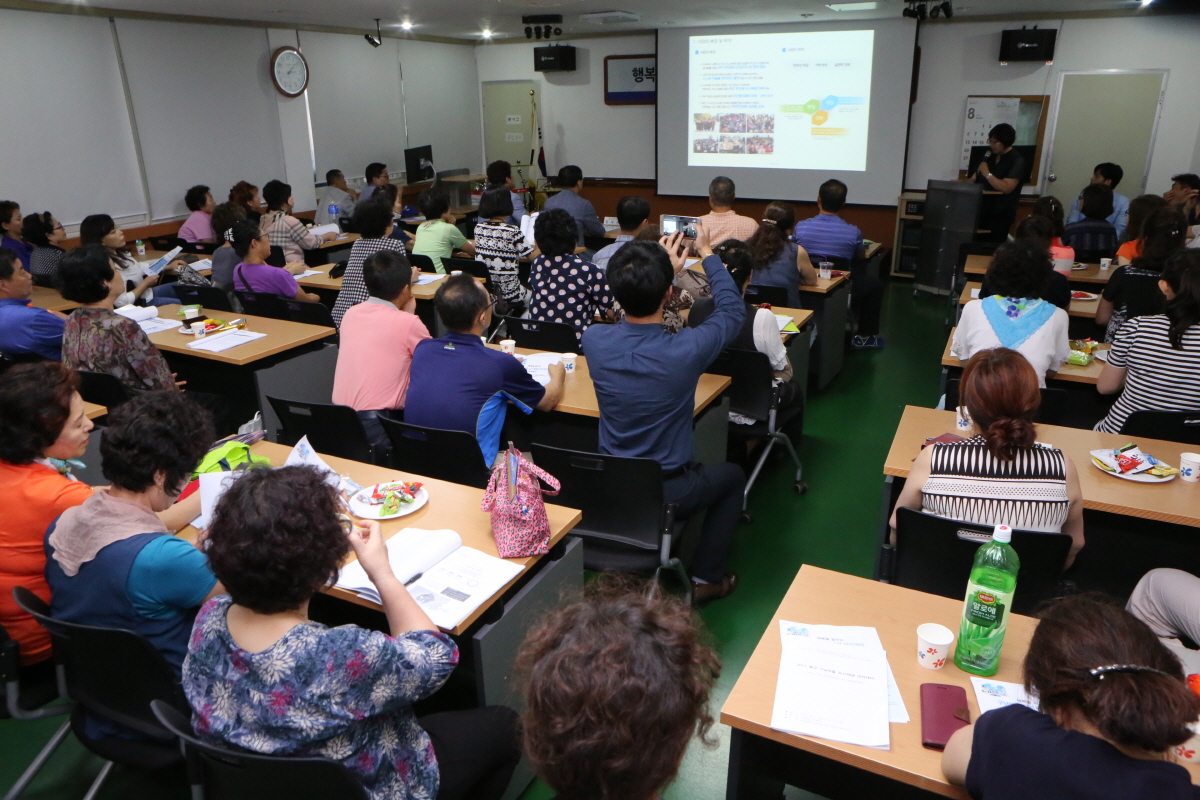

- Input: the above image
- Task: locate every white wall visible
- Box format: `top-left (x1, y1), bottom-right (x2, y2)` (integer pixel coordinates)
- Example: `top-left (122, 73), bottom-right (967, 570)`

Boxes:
top-left (475, 34), bottom-right (657, 180)
top-left (400, 39), bottom-right (485, 176)
top-left (905, 15), bottom-right (1200, 197)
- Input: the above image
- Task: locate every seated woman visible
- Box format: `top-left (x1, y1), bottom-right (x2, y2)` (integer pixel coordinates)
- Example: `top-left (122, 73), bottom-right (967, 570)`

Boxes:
top-left (332, 199), bottom-right (410, 326)
top-left (978, 215), bottom-right (1070, 311)
top-left (178, 185), bottom-right (216, 243)
top-left (45, 390), bottom-right (218, 737)
top-left (368, 183), bottom-right (413, 247)
top-left (261, 179), bottom-right (338, 263)
top-left (527, 208), bottom-right (613, 340)
top-left (890, 347), bottom-right (1084, 564)
top-left (79, 213), bottom-right (182, 307)
top-left (229, 221), bottom-right (321, 303)
top-left (1098, 206), bottom-right (1188, 341)
top-left (518, 578), bottom-right (720, 800)
top-left (0, 363), bottom-right (94, 675)
top-left (184, 466), bottom-right (520, 800)
top-left (412, 188), bottom-right (474, 274)
top-left (943, 593), bottom-right (1200, 799)
top-left (744, 201), bottom-right (818, 308)
top-left (228, 180), bottom-right (263, 223)
top-left (22, 210), bottom-right (66, 286)
top-left (474, 187), bottom-right (535, 316)
top-left (953, 240), bottom-right (1070, 387)
top-left (1116, 194), bottom-right (1169, 265)
top-left (1062, 183), bottom-right (1118, 260)
top-left (1028, 195), bottom-right (1075, 261)
top-left (1095, 250), bottom-right (1200, 433)
top-left (209, 201), bottom-right (248, 293)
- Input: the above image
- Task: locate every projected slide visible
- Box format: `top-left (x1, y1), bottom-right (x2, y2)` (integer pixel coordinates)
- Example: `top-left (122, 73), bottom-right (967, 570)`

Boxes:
top-left (687, 30), bottom-right (874, 172)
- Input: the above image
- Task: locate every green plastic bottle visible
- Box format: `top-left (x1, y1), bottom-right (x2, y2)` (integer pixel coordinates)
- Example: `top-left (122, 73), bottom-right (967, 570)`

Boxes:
top-left (954, 524), bottom-right (1020, 676)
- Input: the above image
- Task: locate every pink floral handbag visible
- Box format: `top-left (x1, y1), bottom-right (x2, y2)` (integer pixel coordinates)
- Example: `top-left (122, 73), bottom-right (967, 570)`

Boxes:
top-left (481, 444), bottom-right (560, 558)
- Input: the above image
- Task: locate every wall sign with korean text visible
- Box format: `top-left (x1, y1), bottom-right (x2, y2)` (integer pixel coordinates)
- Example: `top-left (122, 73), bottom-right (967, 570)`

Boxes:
top-left (604, 54), bottom-right (656, 105)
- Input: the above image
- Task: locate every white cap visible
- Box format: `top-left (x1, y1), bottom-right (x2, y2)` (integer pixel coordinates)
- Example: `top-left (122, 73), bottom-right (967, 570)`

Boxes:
top-left (993, 524), bottom-right (1013, 544)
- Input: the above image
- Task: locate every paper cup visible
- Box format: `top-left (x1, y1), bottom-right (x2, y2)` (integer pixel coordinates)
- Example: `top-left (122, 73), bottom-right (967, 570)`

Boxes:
top-left (499, 339), bottom-right (516, 354)
top-left (561, 353), bottom-right (578, 373)
top-left (1100, 258), bottom-right (1113, 270)
top-left (1175, 720), bottom-right (1200, 763)
top-left (1180, 453), bottom-right (1200, 483)
top-left (955, 406), bottom-right (972, 432)
top-left (917, 623), bottom-right (955, 670)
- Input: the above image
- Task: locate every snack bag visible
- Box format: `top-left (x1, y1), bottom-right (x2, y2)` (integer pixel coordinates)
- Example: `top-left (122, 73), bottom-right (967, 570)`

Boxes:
top-left (1114, 443), bottom-right (1152, 474)
top-left (1067, 350), bottom-right (1093, 366)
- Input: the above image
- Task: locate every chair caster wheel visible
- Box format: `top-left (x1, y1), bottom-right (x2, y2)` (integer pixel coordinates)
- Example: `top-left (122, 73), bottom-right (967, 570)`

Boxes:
top-left (794, 481), bottom-right (807, 495)
top-left (740, 511), bottom-right (754, 524)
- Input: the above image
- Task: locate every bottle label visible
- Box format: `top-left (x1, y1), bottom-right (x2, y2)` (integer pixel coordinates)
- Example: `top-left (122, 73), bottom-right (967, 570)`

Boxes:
top-left (966, 589), bottom-right (1005, 629)
top-left (328, 204), bottom-right (338, 215)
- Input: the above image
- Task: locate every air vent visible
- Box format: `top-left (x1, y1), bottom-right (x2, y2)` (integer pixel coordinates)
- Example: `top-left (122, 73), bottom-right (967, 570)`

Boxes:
top-left (580, 10), bottom-right (640, 24)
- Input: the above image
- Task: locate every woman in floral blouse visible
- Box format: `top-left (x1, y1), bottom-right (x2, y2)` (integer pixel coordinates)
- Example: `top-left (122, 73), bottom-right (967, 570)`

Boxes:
top-left (184, 466), bottom-right (520, 800)
top-left (527, 208), bottom-right (613, 340)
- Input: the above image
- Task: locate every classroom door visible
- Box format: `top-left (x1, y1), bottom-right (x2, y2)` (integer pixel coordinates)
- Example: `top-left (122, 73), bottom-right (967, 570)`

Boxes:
top-left (482, 81), bottom-right (539, 182)
top-left (1044, 71), bottom-right (1166, 199)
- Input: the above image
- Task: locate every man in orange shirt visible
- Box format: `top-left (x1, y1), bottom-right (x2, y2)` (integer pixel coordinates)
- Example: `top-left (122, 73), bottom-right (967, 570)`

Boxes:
top-left (697, 176), bottom-right (759, 246)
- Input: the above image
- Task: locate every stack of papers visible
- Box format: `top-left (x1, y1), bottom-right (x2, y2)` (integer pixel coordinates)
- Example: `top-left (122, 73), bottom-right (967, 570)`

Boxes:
top-left (775, 314), bottom-right (800, 333)
top-left (293, 269), bottom-right (321, 279)
top-left (139, 317), bottom-right (183, 335)
top-left (308, 223), bottom-right (340, 238)
top-left (771, 621), bottom-right (904, 749)
top-left (186, 329), bottom-right (268, 352)
top-left (520, 352), bottom-right (562, 386)
top-left (415, 273), bottom-right (445, 286)
top-left (190, 259), bottom-right (213, 272)
top-left (114, 305), bottom-right (159, 323)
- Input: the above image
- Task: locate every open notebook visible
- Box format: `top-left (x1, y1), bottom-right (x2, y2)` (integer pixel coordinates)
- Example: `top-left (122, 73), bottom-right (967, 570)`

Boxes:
top-left (336, 528), bottom-right (522, 629)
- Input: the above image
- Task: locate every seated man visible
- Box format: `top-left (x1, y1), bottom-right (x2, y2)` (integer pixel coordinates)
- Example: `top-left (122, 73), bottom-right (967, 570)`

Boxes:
top-left (593, 196), bottom-right (650, 271)
top-left (358, 161), bottom-right (389, 204)
top-left (793, 179), bottom-right (885, 350)
top-left (315, 169), bottom-right (358, 226)
top-left (1066, 162), bottom-right (1129, 239)
top-left (582, 224), bottom-right (746, 605)
top-left (404, 274), bottom-right (564, 466)
top-left (486, 159), bottom-right (527, 225)
top-left (178, 185), bottom-right (216, 243)
top-left (1062, 183), bottom-right (1118, 259)
top-left (1165, 172), bottom-right (1200, 227)
top-left (543, 165), bottom-right (606, 246)
top-left (332, 250), bottom-right (430, 454)
top-left (0, 247), bottom-right (65, 360)
top-left (697, 176), bottom-right (758, 245)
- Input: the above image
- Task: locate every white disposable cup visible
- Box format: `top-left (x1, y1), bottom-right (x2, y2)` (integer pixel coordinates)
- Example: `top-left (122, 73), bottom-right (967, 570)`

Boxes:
top-left (955, 406), bottom-right (972, 432)
top-left (1180, 452), bottom-right (1200, 483)
top-left (1100, 258), bottom-right (1113, 270)
top-left (917, 623), bottom-right (955, 670)
top-left (450, 270), bottom-right (463, 276)
top-left (561, 353), bottom-right (577, 373)
top-left (499, 339), bottom-right (516, 354)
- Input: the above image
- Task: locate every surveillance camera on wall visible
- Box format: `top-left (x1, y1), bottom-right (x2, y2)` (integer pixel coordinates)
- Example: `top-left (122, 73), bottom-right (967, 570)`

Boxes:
top-left (365, 18), bottom-right (382, 48)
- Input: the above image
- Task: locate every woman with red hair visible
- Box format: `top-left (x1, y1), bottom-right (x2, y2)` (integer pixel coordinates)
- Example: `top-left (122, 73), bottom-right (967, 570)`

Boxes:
top-left (890, 347), bottom-right (1085, 564)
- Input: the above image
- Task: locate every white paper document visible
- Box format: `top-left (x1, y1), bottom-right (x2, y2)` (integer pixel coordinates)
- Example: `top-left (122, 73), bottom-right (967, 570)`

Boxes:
top-left (775, 314), bottom-right (799, 332)
top-left (970, 677), bottom-right (1038, 715)
top-left (283, 436), bottom-right (362, 496)
top-left (293, 269), bottom-right (321, 279)
top-left (187, 329), bottom-right (268, 352)
top-left (520, 352), bottom-right (562, 386)
top-left (190, 259), bottom-right (213, 272)
top-left (114, 304), bottom-right (159, 322)
top-left (970, 288), bottom-right (980, 299)
top-left (144, 246), bottom-right (183, 275)
top-left (191, 470), bottom-right (248, 531)
top-left (138, 317), bottom-right (183, 335)
top-left (308, 223), bottom-right (340, 238)
top-left (337, 528), bottom-right (463, 593)
top-left (415, 273), bottom-right (446, 286)
top-left (771, 627), bottom-right (891, 748)
top-left (779, 621), bottom-right (909, 724)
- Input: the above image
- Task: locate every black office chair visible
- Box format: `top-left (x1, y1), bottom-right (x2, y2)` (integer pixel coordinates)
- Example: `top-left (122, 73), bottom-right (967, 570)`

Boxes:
top-left (12, 587), bottom-right (186, 798)
top-left (708, 349), bottom-right (805, 520)
top-left (77, 370), bottom-right (132, 410)
top-left (174, 283), bottom-right (234, 313)
top-left (266, 245), bottom-right (287, 268)
top-left (947, 242), bottom-right (1001, 328)
top-left (179, 241), bottom-right (219, 255)
top-left (807, 254), bottom-right (851, 272)
top-left (744, 284), bottom-right (790, 308)
top-left (0, 351), bottom-right (47, 375)
top-left (498, 316), bottom-right (581, 354)
top-left (1074, 248), bottom-right (1116, 265)
top-left (1120, 410), bottom-right (1200, 446)
top-left (408, 253), bottom-right (437, 273)
top-left (1, 620), bottom-right (73, 800)
top-left (266, 396), bottom-right (377, 465)
top-left (286, 300), bottom-right (336, 328)
top-left (146, 235), bottom-right (178, 252)
top-left (883, 508), bottom-right (1073, 615)
top-left (583, 235), bottom-right (611, 253)
top-left (530, 444), bottom-right (690, 603)
top-left (377, 417), bottom-right (491, 488)
top-left (944, 379), bottom-right (1069, 427)
top-left (235, 290), bottom-right (290, 321)
top-left (151, 701), bottom-right (369, 800)
top-left (442, 256), bottom-right (494, 293)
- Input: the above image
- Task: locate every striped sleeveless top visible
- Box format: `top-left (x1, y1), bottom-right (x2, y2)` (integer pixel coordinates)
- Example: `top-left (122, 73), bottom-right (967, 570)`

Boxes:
top-left (922, 435), bottom-right (1070, 533)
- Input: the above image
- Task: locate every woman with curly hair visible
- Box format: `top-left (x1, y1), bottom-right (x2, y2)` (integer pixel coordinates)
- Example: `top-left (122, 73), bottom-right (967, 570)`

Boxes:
top-left (517, 579), bottom-right (721, 800)
top-left (184, 465), bottom-right (520, 800)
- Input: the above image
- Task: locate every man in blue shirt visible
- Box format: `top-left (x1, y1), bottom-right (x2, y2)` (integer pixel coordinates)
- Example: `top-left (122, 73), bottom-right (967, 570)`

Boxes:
top-left (592, 196), bottom-right (649, 271)
top-left (582, 224), bottom-right (746, 606)
top-left (0, 201), bottom-right (32, 271)
top-left (487, 160), bottom-right (528, 225)
top-left (793, 179), bottom-right (885, 350)
top-left (0, 247), bottom-right (65, 360)
top-left (1066, 162), bottom-right (1130, 240)
top-left (404, 274), bottom-right (565, 466)
top-left (543, 165), bottom-right (606, 248)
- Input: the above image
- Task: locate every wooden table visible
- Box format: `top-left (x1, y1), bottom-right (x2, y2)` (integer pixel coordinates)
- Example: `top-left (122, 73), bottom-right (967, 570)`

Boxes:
top-left (83, 402), bottom-right (107, 420)
top-left (724, 565), bottom-right (1037, 799)
top-left (772, 307), bottom-right (815, 341)
top-left (30, 286), bottom-right (78, 313)
top-left (941, 327), bottom-right (1108, 385)
top-left (147, 305), bottom-right (335, 366)
top-left (959, 281), bottom-right (1099, 319)
top-left (316, 232), bottom-right (360, 250)
top-left (965, 253), bottom-right (1112, 285)
top-left (438, 173), bottom-right (486, 184)
top-left (297, 265), bottom-right (480, 302)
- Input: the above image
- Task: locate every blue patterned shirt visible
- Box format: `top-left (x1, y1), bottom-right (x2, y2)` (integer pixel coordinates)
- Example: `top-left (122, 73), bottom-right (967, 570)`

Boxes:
top-left (792, 213), bottom-right (864, 263)
top-left (184, 597), bottom-right (458, 800)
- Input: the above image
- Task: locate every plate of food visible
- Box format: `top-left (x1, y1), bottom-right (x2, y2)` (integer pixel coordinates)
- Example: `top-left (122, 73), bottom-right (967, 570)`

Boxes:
top-left (1071, 291), bottom-right (1100, 301)
top-left (1090, 445), bottom-right (1178, 483)
top-left (348, 480), bottom-right (428, 519)
top-left (1071, 263), bottom-right (1089, 271)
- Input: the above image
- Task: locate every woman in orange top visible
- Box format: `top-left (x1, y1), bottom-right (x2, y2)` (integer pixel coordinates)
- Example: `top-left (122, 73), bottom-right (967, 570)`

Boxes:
top-left (1116, 194), bottom-right (1169, 265)
top-left (0, 362), bottom-right (94, 669)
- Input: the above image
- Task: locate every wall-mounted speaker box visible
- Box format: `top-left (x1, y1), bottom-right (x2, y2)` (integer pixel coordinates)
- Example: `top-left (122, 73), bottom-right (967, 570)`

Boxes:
top-left (534, 45), bottom-right (576, 72)
top-left (999, 29), bottom-right (1057, 63)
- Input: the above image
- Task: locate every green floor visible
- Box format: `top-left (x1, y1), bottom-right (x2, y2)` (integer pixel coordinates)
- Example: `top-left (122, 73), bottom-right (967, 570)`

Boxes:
top-left (1, 279), bottom-right (951, 800)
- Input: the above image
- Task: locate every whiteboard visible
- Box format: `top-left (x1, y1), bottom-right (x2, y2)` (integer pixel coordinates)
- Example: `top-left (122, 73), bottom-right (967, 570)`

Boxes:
top-left (0, 9), bottom-right (146, 225)
top-left (959, 97), bottom-right (1021, 170)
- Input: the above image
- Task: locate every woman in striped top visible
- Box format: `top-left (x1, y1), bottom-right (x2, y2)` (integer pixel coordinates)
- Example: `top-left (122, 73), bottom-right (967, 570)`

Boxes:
top-left (331, 199), bottom-right (408, 327)
top-left (890, 347), bottom-right (1085, 565)
top-left (1096, 250), bottom-right (1200, 434)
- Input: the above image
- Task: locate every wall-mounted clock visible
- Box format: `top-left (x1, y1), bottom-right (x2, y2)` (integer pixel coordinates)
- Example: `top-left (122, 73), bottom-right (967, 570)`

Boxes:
top-left (271, 46), bottom-right (309, 97)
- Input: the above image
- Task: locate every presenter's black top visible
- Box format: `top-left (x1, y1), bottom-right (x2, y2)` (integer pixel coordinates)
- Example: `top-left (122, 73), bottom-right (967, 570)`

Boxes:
top-left (965, 704), bottom-right (1200, 800)
top-left (976, 148), bottom-right (1027, 232)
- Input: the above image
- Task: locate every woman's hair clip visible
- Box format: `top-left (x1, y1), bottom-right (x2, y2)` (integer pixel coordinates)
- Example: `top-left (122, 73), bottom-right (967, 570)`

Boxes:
top-left (1089, 664), bottom-right (1171, 680)
top-left (223, 229), bottom-right (235, 243)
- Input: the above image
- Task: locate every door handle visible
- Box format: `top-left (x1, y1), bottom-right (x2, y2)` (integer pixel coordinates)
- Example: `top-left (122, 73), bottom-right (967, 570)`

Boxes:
top-left (1047, 173), bottom-right (1057, 182)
